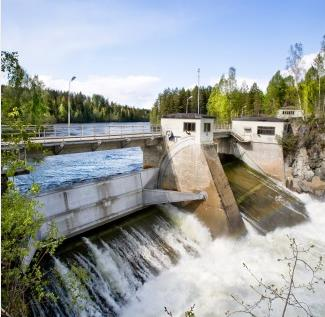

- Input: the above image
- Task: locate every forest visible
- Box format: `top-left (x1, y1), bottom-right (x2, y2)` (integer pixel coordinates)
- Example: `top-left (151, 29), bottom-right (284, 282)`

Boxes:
top-left (150, 36), bottom-right (325, 123)
top-left (1, 52), bottom-right (149, 126)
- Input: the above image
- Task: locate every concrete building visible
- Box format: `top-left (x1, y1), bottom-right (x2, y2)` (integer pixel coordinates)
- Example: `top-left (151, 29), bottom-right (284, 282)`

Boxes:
top-left (159, 113), bottom-right (245, 237)
top-left (228, 117), bottom-right (288, 182)
top-left (232, 116), bottom-right (289, 144)
top-left (161, 113), bottom-right (215, 144)
top-left (277, 107), bottom-right (304, 119)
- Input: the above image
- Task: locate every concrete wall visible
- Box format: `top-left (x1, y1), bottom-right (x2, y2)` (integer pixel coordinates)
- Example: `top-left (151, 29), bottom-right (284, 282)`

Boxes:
top-left (36, 169), bottom-right (158, 239)
top-left (158, 136), bottom-right (245, 237)
top-left (161, 118), bottom-right (214, 144)
top-left (277, 108), bottom-right (304, 119)
top-left (142, 138), bottom-right (165, 169)
top-left (232, 119), bottom-right (286, 144)
top-left (233, 142), bottom-right (285, 182)
top-left (35, 168), bottom-right (205, 240)
top-left (215, 136), bottom-right (285, 182)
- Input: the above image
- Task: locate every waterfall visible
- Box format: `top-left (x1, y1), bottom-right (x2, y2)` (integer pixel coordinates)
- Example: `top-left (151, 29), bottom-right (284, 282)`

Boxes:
top-left (29, 155), bottom-right (325, 317)
top-left (31, 194), bottom-right (325, 317)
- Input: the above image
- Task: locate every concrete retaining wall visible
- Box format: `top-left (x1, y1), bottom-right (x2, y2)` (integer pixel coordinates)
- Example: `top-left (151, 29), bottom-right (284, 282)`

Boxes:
top-left (158, 137), bottom-right (245, 237)
top-left (215, 137), bottom-right (285, 182)
top-left (36, 168), bottom-right (205, 240)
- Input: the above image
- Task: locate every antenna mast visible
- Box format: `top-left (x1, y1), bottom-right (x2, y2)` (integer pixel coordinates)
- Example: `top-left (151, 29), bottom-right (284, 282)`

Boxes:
top-left (197, 68), bottom-right (200, 114)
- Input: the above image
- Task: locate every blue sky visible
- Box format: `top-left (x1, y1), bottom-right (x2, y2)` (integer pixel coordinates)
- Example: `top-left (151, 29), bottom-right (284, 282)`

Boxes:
top-left (2, 0), bottom-right (325, 108)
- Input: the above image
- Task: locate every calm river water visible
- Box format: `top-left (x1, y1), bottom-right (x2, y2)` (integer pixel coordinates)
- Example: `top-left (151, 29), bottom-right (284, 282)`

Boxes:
top-left (14, 123), bottom-right (325, 317)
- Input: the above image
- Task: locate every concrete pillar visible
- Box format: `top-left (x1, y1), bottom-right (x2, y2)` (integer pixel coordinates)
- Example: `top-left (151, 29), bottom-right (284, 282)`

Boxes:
top-left (158, 137), bottom-right (245, 237)
top-left (232, 142), bottom-right (285, 182)
top-left (142, 139), bottom-right (165, 169)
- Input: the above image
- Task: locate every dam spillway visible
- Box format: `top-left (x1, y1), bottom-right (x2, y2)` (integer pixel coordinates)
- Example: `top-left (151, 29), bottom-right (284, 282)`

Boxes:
top-left (12, 120), bottom-right (321, 316)
top-left (222, 157), bottom-right (308, 233)
top-left (29, 160), bottom-right (321, 317)
top-left (19, 147), bottom-right (318, 317)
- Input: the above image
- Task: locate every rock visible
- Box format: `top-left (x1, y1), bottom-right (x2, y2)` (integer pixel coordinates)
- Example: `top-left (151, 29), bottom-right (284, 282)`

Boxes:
top-left (298, 180), bottom-right (312, 193)
top-left (315, 166), bottom-right (325, 181)
top-left (292, 178), bottom-right (302, 193)
top-left (296, 176), bottom-right (325, 198)
top-left (292, 148), bottom-right (314, 181)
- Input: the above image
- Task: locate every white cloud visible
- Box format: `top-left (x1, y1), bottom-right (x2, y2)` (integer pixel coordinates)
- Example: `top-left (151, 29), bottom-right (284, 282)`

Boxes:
top-left (281, 52), bottom-right (317, 77)
top-left (39, 74), bottom-right (161, 109)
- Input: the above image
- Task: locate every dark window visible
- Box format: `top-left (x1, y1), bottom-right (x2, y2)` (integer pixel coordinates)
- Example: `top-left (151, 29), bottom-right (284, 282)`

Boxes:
top-left (183, 122), bottom-right (196, 132)
top-left (244, 128), bottom-right (252, 133)
top-left (204, 123), bottom-right (211, 132)
top-left (257, 126), bottom-right (275, 135)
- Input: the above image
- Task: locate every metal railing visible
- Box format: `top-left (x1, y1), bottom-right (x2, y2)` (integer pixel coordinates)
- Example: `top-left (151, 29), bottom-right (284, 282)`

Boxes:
top-left (214, 123), bottom-right (231, 131)
top-left (1, 124), bottom-right (162, 141)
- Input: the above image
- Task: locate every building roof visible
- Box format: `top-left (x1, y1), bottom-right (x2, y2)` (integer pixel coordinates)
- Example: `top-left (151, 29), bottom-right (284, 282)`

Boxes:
top-left (162, 113), bottom-right (215, 119)
top-left (278, 106), bottom-right (302, 110)
top-left (232, 116), bottom-right (287, 122)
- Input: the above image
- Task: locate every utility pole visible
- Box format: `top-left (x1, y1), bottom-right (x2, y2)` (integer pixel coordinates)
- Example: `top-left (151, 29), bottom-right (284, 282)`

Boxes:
top-left (197, 68), bottom-right (200, 114)
top-left (68, 76), bottom-right (76, 128)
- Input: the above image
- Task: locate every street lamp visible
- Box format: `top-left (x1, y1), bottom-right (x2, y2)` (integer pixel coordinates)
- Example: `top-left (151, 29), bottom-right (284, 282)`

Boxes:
top-left (186, 96), bottom-right (192, 113)
top-left (68, 76), bottom-right (76, 127)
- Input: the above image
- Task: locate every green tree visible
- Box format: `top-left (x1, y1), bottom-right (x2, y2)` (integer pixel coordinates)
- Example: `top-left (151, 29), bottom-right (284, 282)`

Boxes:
top-left (313, 35), bottom-right (325, 115)
top-left (1, 51), bottom-right (62, 316)
top-left (264, 71), bottom-right (287, 115)
top-left (286, 43), bottom-right (304, 108)
top-left (301, 67), bottom-right (318, 115)
top-left (207, 86), bottom-right (230, 123)
top-left (248, 83), bottom-right (264, 116)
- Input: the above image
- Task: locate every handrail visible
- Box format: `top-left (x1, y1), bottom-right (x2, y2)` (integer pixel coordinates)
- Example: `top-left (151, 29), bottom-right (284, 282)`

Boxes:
top-left (1, 124), bottom-right (162, 140)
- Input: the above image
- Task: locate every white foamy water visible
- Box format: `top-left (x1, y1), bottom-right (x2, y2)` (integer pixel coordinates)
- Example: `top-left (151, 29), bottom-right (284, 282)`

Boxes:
top-left (36, 194), bottom-right (325, 317)
top-left (119, 195), bottom-right (325, 317)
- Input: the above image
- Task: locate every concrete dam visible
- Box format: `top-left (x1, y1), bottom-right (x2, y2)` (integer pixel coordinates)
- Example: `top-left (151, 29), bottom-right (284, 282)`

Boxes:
top-left (28, 114), bottom-right (307, 243)
top-left (23, 118), bottom-right (312, 317)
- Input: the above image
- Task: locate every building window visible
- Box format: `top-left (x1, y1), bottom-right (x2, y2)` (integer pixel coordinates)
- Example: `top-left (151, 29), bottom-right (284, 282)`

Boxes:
top-left (282, 110), bottom-right (295, 115)
top-left (183, 122), bottom-right (196, 132)
top-left (204, 123), bottom-right (211, 132)
top-left (244, 128), bottom-right (252, 133)
top-left (257, 126), bottom-right (275, 135)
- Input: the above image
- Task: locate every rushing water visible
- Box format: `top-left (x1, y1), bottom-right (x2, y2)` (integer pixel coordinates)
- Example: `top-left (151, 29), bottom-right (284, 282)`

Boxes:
top-left (13, 134), bottom-right (324, 317)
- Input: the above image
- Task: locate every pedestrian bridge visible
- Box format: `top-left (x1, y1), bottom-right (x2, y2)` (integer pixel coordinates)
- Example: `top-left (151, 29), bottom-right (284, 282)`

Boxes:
top-left (1, 123), bottom-right (246, 157)
top-left (1, 124), bottom-right (163, 157)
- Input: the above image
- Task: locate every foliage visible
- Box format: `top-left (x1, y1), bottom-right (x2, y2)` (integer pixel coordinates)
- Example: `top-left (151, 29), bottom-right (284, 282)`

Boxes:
top-left (1, 52), bottom-right (50, 126)
top-left (45, 90), bottom-right (150, 123)
top-left (226, 237), bottom-right (324, 317)
top-left (1, 50), bottom-right (149, 125)
top-left (149, 86), bottom-right (212, 123)
top-left (1, 188), bottom-right (62, 316)
top-left (208, 86), bottom-right (230, 123)
top-left (207, 68), bottom-right (265, 123)
top-left (1, 51), bottom-right (63, 316)
top-left (152, 35), bottom-right (325, 122)
top-left (277, 134), bottom-right (299, 156)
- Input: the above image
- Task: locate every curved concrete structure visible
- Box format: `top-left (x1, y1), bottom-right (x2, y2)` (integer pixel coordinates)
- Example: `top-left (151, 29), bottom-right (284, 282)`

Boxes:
top-left (158, 136), bottom-right (245, 237)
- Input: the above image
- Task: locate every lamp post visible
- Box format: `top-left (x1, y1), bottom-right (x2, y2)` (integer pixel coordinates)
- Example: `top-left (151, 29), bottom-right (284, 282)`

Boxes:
top-left (186, 96), bottom-right (192, 113)
top-left (68, 76), bottom-right (76, 128)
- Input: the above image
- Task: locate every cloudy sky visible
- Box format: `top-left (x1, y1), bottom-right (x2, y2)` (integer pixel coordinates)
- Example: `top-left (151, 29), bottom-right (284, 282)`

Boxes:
top-left (2, 0), bottom-right (325, 108)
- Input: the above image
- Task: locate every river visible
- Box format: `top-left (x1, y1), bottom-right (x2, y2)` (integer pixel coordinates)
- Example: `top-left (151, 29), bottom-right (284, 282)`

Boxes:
top-left (14, 123), bottom-right (325, 317)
